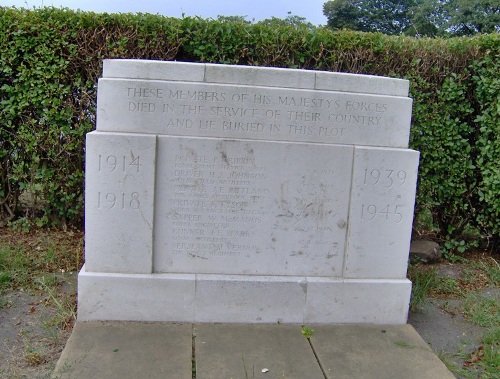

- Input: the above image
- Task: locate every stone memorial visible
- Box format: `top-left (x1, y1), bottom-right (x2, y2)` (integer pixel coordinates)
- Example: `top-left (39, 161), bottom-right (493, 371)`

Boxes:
top-left (78, 60), bottom-right (419, 324)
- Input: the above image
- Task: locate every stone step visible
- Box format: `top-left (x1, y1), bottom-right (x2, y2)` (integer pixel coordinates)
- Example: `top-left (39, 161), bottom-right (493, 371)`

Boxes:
top-left (52, 322), bottom-right (455, 379)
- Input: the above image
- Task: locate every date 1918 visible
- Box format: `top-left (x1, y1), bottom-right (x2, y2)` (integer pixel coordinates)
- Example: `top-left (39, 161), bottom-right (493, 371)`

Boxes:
top-left (97, 192), bottom-right (141, 209)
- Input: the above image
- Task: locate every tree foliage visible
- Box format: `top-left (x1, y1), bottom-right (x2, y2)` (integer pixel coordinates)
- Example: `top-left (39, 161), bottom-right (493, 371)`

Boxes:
top-left (323, 0), bottom-right (500, 36)
top-left (446, 0), bottom-right (500, 35)
top-left (258, 13), bottom-right (316, 30)
top-left (323, 0), bottom-right (418, 35)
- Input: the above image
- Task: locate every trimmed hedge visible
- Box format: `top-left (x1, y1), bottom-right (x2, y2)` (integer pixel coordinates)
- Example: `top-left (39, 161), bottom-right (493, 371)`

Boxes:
top-left (0, 7), bottom-right (498, 251)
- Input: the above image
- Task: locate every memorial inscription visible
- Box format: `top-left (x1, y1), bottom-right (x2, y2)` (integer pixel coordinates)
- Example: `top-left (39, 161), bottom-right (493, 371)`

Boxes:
top-left (154, 137), bottom-right (352, 276)
top-left (98, 79), bottom-right (412, 147)
top-left (84, 133), bottom-right (156, 274)
top-left (79, 60), bottom-right (419, 324)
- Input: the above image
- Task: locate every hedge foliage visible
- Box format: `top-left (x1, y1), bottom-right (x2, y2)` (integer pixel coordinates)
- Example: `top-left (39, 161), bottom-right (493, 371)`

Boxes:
top-left (0, 7), bottom-right (498, 251)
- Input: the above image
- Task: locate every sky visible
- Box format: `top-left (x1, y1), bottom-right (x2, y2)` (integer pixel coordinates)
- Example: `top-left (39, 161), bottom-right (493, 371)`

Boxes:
top-left (1, 0), bottom-right (328, 25)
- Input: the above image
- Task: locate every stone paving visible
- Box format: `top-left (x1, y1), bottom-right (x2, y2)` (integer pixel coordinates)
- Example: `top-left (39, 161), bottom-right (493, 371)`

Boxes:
top-left (52, 322), bottom-right (455, 379)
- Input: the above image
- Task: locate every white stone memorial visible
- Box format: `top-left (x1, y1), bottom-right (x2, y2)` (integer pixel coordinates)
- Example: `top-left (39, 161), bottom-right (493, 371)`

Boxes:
top-left (78, 60), bottom-right (419, 324)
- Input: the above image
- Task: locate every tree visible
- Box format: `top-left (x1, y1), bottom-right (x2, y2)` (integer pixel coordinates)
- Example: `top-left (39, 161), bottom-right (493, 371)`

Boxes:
top-left (445, 0), bottom-right (500, 35)
top-left (323, 0), bottom-right (500, 36)
top-left (323, 0), bottom-right (419, 35)
top-left (258, 12), bottom-right (316, 30)
top-left (406, 0), bottom-right (449, 37)
top-left (216, 15), bottom-right (252, 24)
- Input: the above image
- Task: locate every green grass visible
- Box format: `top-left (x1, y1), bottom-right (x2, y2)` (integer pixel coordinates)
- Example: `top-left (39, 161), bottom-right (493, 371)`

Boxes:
top-left (409, 255), bottom-right (500, 378)
top-left (462, 291), bottom-right (500, 378)
top-left (0, 230), bottom-right (83, 293)
top-left (480, 327), bottom-right (500, 379)
top-left (408, 266), bottom-right (438, 311)
top-left (38, 275), bottom-right (76, 331)
top-left (463, 293), bottom-right (499, 328)
top-left (408, 265), bottom-right (465, 311)
top-left (0, 245), bottom-right (33, 291)
top-left (475, 258), bottom-right (500, 286)
top-left (0, 230), bottom-right (81, 335)
top-left (437, 350), bottom-right (475, 379)
top-left (0, 244), bottom-right (61, 294)
top-left (436, 276), bottom-right (464, 297)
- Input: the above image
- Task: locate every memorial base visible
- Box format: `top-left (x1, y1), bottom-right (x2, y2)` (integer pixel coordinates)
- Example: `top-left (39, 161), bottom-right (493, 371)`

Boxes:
top-left (77, 265), bottom-right (411, 324)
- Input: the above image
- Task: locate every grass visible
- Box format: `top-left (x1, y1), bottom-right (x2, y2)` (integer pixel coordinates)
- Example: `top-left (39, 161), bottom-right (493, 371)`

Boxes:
top-left (0, 228), bottom-right (83, 377)
top-left (437, 350), bottom-right (475, 379)
top-left (463, 293), bottom-right (499, 328)
top-left (462, 292), bottom-right (499, 378)
top-left (479, 327), bottom-right (500, 379)
top-left (23, 344), bottom-right (46, 367)
top-left (0, 239), bottom-right (79, 329)
top-left (0, 245), bottom-right (32, 291)
top-left (0, 229), bottom-right (83, 292)
top-left (393, 340), bottom-right (419, 349)
top-left (38, 275), bottom-right (77, 331)
top-left (409, 253), bottom-right (500, 378)
top-left (407, 264), bottom-right (464, 310)
top-left (408, 266), bottom-right (437, 311)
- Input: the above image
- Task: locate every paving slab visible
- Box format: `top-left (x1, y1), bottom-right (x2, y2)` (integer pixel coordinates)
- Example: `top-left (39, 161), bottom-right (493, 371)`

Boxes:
top-left (51, 322), bottom-right (192, 379)
top-left (310, 324), bottom-right (456, 379)
top-left (53, 322), bottom-right (456, 379)
top-left (195, 324), bottom-right (324, 379)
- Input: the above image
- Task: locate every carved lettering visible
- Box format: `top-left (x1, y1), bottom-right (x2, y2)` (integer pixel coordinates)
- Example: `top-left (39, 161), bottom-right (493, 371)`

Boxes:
top-left (210, 106), bottom-right (259, 118)
top-left (360, 204), bottom-right (404, 223)
top-left (287, 125), bottom-right (313, 135)
top-left (222, 121), bottom-right (264, 133)
top-left (105, 80), bottom-right (413, 147)
top-left (363, 169), bottom-right (407, 187)
top-left (169, 90), bottom-right (226, 101)
top-left (98, 154), bottom-right (141, 173)
top-left (97, 192), bottom-right (140, 210)
top-left (127, 87), bottom-right (163, 98)
top-left (345, 101), bottom-right (387, 112)
top-left (128, 102), bottom-right (155, 112)
top-left (165, 119), bottom-right (193, 128)
top-left (286, 111), bottom-right (321, 122)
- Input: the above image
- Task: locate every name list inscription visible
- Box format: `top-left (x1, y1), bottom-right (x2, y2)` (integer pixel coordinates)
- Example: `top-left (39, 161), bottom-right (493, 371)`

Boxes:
top-left (154, 139), bottom-right (352, 275)
top-left (169, 150), bottom-right (267, 260)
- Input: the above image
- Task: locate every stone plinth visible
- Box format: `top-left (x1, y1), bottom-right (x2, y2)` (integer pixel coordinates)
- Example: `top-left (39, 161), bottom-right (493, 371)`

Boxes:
top-left (79, 60), bottom-right (419, 324)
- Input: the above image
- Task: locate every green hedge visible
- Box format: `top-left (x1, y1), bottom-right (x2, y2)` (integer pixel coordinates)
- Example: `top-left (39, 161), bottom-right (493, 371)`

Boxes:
top-left (0, 7), bottom-right (498, 251)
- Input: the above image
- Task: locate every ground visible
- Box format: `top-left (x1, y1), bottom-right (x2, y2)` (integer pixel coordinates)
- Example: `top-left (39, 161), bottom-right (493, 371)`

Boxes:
top-left (0, 275), bottom-right (76, 378)
top-left (0, 229), bottom-right (81, 379)
top-left (0, 228), bottom-right (498, 378)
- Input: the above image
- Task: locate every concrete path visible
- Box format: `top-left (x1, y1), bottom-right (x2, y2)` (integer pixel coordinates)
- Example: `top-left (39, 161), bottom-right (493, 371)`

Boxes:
top-left (52, 322), bottom-right (455, 379)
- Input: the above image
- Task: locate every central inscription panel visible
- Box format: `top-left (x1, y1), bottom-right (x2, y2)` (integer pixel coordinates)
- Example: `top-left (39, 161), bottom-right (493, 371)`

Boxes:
top-left (154, 137), bottom-right (353, 276)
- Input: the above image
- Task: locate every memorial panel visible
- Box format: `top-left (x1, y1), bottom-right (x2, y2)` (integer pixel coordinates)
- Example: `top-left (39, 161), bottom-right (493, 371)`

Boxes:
top-left (97, 78), bottom-right (412, 147)
top-left (84, 132), bottom-right (157, 273)
top-left (154, 137), bottom-right (352, 276)
top-left (344, 147), bottom-right (419, 278)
